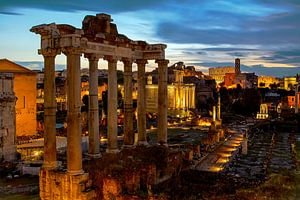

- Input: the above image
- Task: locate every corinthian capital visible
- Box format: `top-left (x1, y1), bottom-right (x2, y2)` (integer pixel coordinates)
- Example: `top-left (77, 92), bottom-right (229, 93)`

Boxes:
top-left (84, 53), bottom-right (102, 61)
top-left (104, 55), bottom-right (119, 63)
top-left (155, 59), bottom-right (169, 66)
top-left (39, 48), bottom-right (60, 57)
top-left (136, 59), bottom-right (148, 66)
top-left (121, 58), bottom-right (133, 66)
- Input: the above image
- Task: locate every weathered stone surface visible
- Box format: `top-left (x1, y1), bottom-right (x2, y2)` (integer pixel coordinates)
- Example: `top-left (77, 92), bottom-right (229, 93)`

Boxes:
top-left (39, 169), bottom-right (96, 200)
top-left (0, 73), bottom-right (16, 161)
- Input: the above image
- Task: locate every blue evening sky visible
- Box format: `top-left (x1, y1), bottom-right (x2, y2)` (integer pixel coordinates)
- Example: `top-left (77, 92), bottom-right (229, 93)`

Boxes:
top-left (0, 0), bottom-right (300, 76)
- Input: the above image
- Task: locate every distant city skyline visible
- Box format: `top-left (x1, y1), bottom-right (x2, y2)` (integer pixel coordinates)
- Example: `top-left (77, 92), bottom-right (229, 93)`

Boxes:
top-left (0, 0), bottom-right (300, 76)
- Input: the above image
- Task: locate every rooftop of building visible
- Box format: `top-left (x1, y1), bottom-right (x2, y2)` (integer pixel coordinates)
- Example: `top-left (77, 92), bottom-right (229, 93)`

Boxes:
top-left (0, 58), bottom-right (36, 74)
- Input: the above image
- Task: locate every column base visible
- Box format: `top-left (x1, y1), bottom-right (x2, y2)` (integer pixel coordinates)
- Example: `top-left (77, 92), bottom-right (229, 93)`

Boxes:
top-left (137, 141), bottom-right (149, 146)
top-left (157, 142), bottom-right (168, 147)
top-left (106, 148), bottom-right (120, 154)
top-left (67, 169), bottom-right (84, 175)
top-left (122, 144), bottom-right (135, 149)
top-left (86, 153), bottom-right (101, 159)
top-left (42, 161), bottom-right (58, 170)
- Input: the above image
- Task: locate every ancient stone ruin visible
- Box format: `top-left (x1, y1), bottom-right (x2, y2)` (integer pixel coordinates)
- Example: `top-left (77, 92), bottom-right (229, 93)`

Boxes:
top-left (31, 13), bottom-right (169, 199)
top-left (0, 73), bottom-right (16, 162)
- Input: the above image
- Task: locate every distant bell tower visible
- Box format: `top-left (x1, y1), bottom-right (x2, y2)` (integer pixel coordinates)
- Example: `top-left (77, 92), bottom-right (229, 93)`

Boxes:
top-left (235, 58), bottom-right (241, 75)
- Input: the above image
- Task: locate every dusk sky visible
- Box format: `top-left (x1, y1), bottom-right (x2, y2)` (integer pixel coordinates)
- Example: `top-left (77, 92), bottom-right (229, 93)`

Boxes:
top-left (0, 0), bottom-right (300, 76)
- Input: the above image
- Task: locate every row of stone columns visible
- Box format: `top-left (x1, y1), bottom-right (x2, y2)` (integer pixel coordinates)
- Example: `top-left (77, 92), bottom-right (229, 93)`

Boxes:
top-left (42, 49), bottom-right (169, 174)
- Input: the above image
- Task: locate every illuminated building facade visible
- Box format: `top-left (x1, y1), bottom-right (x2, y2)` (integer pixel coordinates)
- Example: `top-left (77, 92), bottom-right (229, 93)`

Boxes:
top-left (213, 58), bottom-right (258, 88)
top-left (0, 59), bottom-right (37, 136)
top-left (258, 76), bottom-right (279, 88)
top-left (256, 103), bottom-right (269, 119)
top-left (146, 69), bottom-right (195, 116)
top-left (284, 77), bottom-right (298, 90)
top-left (288, 93), bottom-right (300, 108)
top-left (81, 80), bottom-right (108, 101)
top-left (209, 66), bottom-right (235, 84)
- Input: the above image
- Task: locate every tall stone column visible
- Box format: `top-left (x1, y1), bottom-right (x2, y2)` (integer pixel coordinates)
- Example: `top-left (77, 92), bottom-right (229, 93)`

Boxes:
top-left (136, 59), bottom-right (148, 145)
top-left (105, 56), bottom-right (119, 153)
top-left (85, 54), bottom-right (101, 156)
top-left (217, 93), bottom-right (221, 120)
top-left (212, 106), bottom-right (216, 122)
top-left (295, 84), bottom-right (299, 114)
top-left (156, 59), bottom-right (169, 145)
top-left (122, 58), bottom-right (134, 146)
top-left (64, 48), bottom-right (83, 174)
top-left (41, 49), bottom-right (59, 169)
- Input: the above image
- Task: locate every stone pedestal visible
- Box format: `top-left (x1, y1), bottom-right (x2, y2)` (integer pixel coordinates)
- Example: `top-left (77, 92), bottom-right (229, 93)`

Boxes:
top-left (156, 59), bottom-right (169, 145)
top-left (39, 169), bottom-right (95, 200)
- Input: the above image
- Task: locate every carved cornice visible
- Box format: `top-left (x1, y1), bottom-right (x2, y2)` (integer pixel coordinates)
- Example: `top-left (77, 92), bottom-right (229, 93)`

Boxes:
top-left (31, 13), bottom-right (167, 61)
top-left (61, 47), bottom-right (83, 55)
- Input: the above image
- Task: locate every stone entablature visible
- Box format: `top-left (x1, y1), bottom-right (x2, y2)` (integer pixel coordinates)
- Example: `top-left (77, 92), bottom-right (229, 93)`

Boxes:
top-left (31, 14), bottom-right (166, 61)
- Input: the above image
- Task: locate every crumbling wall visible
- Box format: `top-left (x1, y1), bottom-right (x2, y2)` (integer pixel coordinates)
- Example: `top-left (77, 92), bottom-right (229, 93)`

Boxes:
top-left (0, 73), bottom-right (16, 161)
top-left (39, 169), bottom-right (96, 200)
top-left (87, 146), bottom-right (184, 200)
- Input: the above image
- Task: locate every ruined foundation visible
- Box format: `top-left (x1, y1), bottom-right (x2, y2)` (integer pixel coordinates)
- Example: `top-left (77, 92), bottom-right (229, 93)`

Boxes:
top-left (39, 169), bottom-right (96, 200)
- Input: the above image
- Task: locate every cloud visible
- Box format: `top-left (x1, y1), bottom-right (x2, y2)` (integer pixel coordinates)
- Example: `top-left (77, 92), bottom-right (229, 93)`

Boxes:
top-left (0, 0), bottom-right (166, 15)
top-left (15, 61), bottom-right (65, 71)
top-left (0, 11), bottom-right (22, 15)
top-left (257, 50), bottom-right (300, 65)
top-left (201, 48), bottom-right (258, 52)
top-left (157, 21), bottom-right (300, 45)
top-left (2, 0), bottom-right (300, 72)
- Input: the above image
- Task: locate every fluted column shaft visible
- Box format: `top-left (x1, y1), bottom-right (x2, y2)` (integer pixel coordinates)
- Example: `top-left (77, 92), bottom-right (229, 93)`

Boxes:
top-left (213, 106), bottom-right (216, 122)
top-left (295, 84), bottom-right (299, 114)
top-left (86, 54), bottom-right (101, 156)
top-left (217, 93), bottom-right (221, 120)
top-left (42, 49), bottom-right (58, 169)
top-left (122, 58), bottom-right (134, 146)
top-left (106, 56), bottom-right (119, 153)
top-left (136, 59), bottom-right (148, 144)
top-left (65, 48), bottom-right (83, 174)
top-left (156, 59), bottom-right (169, 145)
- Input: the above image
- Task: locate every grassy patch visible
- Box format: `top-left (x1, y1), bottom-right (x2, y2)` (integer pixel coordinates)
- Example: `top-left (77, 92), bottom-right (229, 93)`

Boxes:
top-left (235, 172), bottom-right (297, 200)
top-left (0, 194), bottom-right (39, 200)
